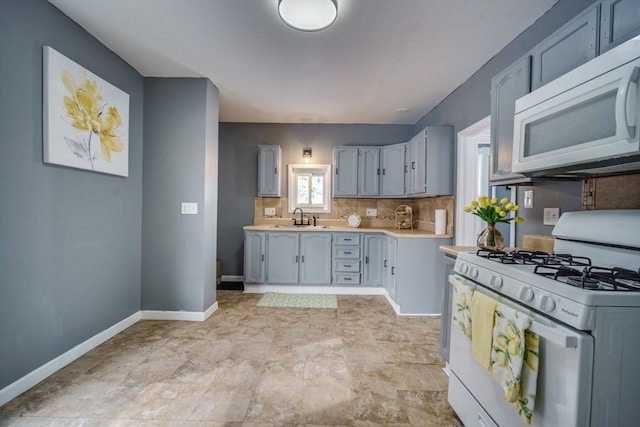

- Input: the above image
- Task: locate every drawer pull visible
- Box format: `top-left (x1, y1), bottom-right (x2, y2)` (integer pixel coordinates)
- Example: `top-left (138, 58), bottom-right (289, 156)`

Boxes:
top-left (344, 251), bottom-right (352, 254)
top-left (344, 264), bottom-right (352, 268)
top-left (344, 277), bottom-right (352, 281)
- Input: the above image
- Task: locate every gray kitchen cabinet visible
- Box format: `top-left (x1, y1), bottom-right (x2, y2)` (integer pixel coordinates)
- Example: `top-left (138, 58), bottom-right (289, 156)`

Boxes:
top-left (381, 143), bottom-right (406, 196)
top-left (358, 147), bottom-right (381, 197)
top-left (333, 147), bottom-right (359, 196)
top-left (600, 0), bottom-right (640, 53)
top-left (384, 237), bottom-right (398, 301)
top-left (490, 55), bottom-right (532, 185)
top-left (440, 252), bottom-right (456, 361)
top-left (258, 145), bottom-right (281, 197)
top-left (333, 146), bottom-right (380, 197)
top-left (244, 231), bottom-right (266, 283)
top-left (407, 127), bottom-right (454, 196)
top-left (363, 233), bottom-right (385, 286)
top-left (333, 233), bottom-right (362, 285)
top-left (266, 232), bottom-right (299, 284)
top-left (530, 3), bottom-right (598, 91)
top-left (299, 233), bottom-right (332, 285)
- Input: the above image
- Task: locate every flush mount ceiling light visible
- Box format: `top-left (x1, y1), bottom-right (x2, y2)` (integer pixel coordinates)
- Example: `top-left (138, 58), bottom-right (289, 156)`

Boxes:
top-left (278, 0), bottom-right (338, 32)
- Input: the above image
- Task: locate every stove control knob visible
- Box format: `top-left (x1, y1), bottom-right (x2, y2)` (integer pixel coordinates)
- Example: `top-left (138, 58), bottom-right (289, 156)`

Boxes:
top-left (519, 286), bottom-right (535, 302)
top-left (489, 275), bottom-right (503, 289)
top-left (459, 263), bottom-right (468, 274)
top-left (540, 295), bottom-right (556, 312)
top-left (469, 267), bottom-right (478, 278)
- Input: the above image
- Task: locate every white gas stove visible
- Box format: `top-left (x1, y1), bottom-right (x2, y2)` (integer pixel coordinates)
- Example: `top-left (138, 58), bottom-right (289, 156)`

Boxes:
top-left (448, 210), bottom-right (640, 427)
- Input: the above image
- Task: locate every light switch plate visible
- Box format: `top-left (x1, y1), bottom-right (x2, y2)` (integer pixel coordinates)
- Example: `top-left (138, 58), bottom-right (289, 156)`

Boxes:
top-left (366, 208), bottom-right (377, 217)
top-left (524, 190), bottom-right (534, 208)
top-left (543, 207), bottom-right (560, 225)
top-left (181, 202), bottom-right (198, 215)
top-left (264, 207), bottom-right (276, 216)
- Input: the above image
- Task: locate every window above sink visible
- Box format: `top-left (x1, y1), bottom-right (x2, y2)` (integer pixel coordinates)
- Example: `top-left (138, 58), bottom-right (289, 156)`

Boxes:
top-left (287, 164), bottom-right (331, 214)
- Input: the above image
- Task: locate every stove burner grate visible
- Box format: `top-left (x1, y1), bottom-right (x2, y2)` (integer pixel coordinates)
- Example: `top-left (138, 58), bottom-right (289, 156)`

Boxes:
top-left (534, 264), bottom-right (640, 291)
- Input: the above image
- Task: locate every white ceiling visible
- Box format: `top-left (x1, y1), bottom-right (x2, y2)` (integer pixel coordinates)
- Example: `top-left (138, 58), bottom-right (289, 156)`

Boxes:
top-left (49, 0), bottom-right (557, 125)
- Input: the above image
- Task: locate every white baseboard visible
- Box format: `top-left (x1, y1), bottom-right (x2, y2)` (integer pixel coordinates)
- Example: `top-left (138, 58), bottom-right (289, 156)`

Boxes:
top-left (243, 285), bottom-right (387, 295)
top-left (0, 301), bottom-right (220, 407)
top-left (221, 275), bottom-right (244, 282)
top-left (140, 301), bottom-right (219, 322)
top-left (0, 311), bottom-right (140, 407)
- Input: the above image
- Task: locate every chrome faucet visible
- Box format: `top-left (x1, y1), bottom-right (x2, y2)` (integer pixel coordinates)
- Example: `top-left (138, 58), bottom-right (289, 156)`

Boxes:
top-left (293, 208), bottom-right (304, 226)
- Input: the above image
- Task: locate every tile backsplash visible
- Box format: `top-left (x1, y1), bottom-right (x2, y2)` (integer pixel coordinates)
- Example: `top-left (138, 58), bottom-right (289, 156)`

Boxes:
top-left (254, 196), bottom-right (454, 234)
top-left (582, 173), bottom-right (640, 210)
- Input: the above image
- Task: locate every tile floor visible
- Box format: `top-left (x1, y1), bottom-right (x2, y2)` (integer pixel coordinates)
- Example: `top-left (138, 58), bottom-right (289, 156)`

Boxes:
top-left (0, 291), bottom-right (462, 426)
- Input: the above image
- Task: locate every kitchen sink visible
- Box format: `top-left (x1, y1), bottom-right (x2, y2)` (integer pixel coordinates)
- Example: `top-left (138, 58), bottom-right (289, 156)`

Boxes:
top-left (271, 225), bottom-right (329, 229)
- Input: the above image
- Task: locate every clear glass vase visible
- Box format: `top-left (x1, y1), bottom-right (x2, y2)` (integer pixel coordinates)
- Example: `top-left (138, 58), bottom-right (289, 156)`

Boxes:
top-left (477, 224), bottom-right (506, 251)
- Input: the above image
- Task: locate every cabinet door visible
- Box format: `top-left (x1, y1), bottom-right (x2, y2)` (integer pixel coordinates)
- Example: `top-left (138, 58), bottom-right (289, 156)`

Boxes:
top-left (334, 147), bottom-right (359, 197)
top-left (600, 0), bottom-right (640, 53)
top-left (258, 145), bottom-right (281, 197)
top-left (299, 233), bottom-right (332, 285)
top-left (424, 126), bottom-right (454, 195)
top-left (530, 3), bottom-right (598, 91)
top-left (363, 234), bottom-right (384, 286)
top-left (244, 231), bottom-right (266, 283)
top-left (266, 232), bottom-right (299, 284)
top-left (385, 237), bottom-right (398, 301)
top-left (408, 133), bottom-right (426, 195)
top-left (440, 254), bottom-right (456, 361)
top-left (490, 55), bottom-right (532, 184)
top-left (381, 143), bottom-right (406, 196)
top-left (358, 147), bottom-right (380, 196)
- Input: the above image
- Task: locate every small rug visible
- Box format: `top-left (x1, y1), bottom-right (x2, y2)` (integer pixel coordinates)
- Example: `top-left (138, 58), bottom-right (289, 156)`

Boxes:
top-left (256, 292), bottom-right (337, 309)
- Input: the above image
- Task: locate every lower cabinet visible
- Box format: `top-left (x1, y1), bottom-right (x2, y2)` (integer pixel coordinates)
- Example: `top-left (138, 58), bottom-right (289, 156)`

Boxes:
top-left (244, 231), bottom-right (266, 283)
top-left (363, 234), bottom-right (385, 286)
top-left (384, 237), bottom-right (398, 301)
top-left (299, 233), bottom-right (332, 285)
top-left (266, 232), bottom-right (299, 284)
top-left (333, 233), bottom-right (362, 285)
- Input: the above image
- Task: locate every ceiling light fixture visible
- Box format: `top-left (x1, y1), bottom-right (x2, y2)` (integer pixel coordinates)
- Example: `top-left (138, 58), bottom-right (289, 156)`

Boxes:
top-left (278, 0), bottom-right (338, 32)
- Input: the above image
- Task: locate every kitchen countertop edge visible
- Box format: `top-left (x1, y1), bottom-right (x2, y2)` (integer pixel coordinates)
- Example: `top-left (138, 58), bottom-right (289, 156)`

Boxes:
top-left (244, 224), bottom-right (453, 239)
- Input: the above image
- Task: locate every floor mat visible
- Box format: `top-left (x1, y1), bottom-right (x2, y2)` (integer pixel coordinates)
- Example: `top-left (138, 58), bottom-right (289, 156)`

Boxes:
top-left (256, 292), bottom-right (338, 309)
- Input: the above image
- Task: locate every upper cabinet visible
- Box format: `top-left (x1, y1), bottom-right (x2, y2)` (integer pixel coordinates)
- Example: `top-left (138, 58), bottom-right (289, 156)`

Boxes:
top-left (381, 143), bottom-right (407, 197)
top-left (490, 56), bottom-right (532, 185)
top-left (407, 127), bottom-right (454, 196)
top-left (258, 145), bottom-right (281, 197)
top-left (530, 3), bottom-right (599, 91)
top-left (600, 0), bottom-right (640, 53)
top-left (333, 146), bottom-right (380, 197)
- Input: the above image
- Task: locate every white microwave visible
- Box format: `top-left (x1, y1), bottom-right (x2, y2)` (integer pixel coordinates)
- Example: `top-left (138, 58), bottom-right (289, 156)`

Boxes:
top-left (512, 36), bottom-right (640, 176)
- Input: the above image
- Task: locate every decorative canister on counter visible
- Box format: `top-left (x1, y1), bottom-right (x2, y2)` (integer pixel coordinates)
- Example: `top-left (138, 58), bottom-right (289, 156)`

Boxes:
top-left (395, 205), bottom-right (413, 229)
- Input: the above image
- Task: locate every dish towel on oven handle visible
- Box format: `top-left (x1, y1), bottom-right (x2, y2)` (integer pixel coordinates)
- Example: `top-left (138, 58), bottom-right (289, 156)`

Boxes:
top-left (515, 329), bottom-right (539, 424)
top-left (451, 278), bottom-right (473, 337)
top-left (471, 291), bottom-right (499, 370)
top-left (490, 303), bottom-right (533, 403)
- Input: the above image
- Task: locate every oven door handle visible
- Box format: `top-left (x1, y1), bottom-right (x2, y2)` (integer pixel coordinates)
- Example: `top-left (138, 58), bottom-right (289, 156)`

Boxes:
top-left (529, 321), bottom-right (578, 349)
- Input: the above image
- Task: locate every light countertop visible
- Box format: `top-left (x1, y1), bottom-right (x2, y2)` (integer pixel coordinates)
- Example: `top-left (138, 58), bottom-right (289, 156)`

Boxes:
top-left (243, 224), bottom-right (453, 239)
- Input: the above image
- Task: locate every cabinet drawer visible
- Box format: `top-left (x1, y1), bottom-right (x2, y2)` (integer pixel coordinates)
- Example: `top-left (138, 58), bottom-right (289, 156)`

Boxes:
top-left (334, 247), bottom-right (360, 258)
top-left (334, 273), bottom-right (361, 285)
top-left (333, 234), bottom-right (361, 245)
top-left (335, 260), bottom-right (360, 272)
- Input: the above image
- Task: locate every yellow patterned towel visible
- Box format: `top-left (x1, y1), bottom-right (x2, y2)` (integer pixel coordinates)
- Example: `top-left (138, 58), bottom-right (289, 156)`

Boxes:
top-left (451, 278), bottom-right (473, 337)
top-left (471, 291), bottom-right (499, 370)
top-left (514, 330), bottom-right (539, 424)
top-left (490, 304), bottom-right (532, 403)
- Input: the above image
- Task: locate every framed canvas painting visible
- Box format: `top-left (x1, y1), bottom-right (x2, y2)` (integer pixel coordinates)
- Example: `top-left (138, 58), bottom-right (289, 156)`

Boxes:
top-left (43, 46), bottom-right (129, 177)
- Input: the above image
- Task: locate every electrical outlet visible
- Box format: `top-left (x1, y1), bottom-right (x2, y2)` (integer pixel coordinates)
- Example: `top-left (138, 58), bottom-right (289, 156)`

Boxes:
top-left (366, 208), bottom-right (377, 217)
top-left (543, 207), bottom-right (560, 225)
top-left (524, 190), bottom-right (534, 208)
top-left (264, 207), bottom-right (276, 216)
top-left (181, 202), bottom-right (198, 215)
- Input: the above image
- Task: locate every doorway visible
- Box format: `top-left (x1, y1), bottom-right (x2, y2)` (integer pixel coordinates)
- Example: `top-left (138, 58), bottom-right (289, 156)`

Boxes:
top-left (456, 117), bottom-right (514, 247)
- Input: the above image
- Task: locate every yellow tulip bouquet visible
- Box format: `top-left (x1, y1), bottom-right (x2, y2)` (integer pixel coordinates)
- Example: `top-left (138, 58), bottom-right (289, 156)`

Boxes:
top-left (464, 196), bottom-right (523, 249)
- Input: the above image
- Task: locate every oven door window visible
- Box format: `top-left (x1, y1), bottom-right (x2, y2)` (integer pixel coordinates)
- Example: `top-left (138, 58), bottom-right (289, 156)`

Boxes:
top-left (448, 276), bottom-right (594, 427)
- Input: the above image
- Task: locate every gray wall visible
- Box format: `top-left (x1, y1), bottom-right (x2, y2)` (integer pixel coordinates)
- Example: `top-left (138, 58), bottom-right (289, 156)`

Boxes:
top-left (414, 0), bottom-right (589, 244)
top-left (0, 0), bottom-right (144, 389)
top-left (217, 123), bottom-right (415, 275)
top-left (142, 78), bottom-right (219, 312)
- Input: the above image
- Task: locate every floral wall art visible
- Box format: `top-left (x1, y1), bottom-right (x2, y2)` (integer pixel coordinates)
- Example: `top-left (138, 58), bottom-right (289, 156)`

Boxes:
top-left (43, 46), bottom-right (129, 177)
